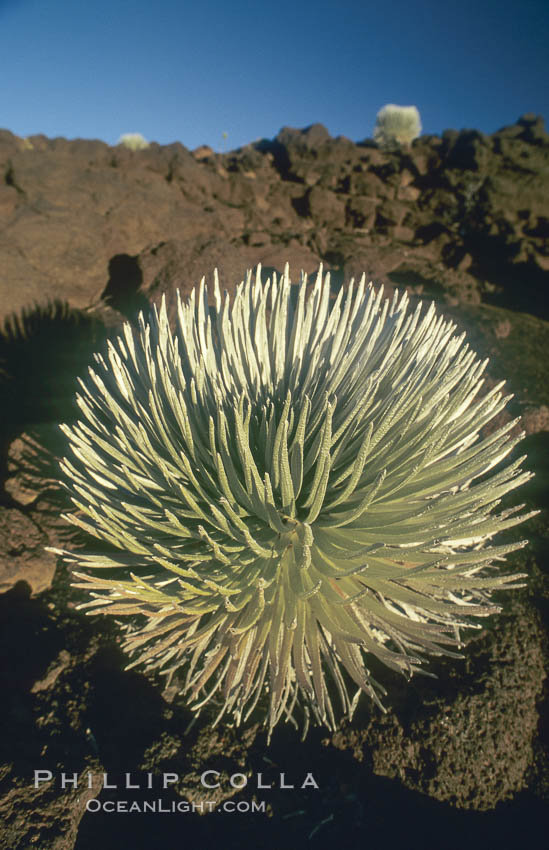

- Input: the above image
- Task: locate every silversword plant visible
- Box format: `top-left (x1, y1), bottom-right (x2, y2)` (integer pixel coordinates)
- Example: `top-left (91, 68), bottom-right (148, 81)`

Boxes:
top-left (374, 104), bottom-right (422, 148)
top-left (56, 265), bottom-right (534, 736)
top-left (117, 132), bottom-right (150, 151)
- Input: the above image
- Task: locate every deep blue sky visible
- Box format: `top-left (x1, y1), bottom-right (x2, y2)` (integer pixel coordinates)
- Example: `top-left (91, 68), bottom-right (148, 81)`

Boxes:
top-left (1, 0), bottom-right (547, 151)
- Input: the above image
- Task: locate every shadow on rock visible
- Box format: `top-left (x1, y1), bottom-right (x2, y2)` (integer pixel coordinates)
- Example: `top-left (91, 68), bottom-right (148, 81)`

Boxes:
top-left (100, 254), bottom-right (150, 321)
top-left (0, 300), bottom-right (106, 438)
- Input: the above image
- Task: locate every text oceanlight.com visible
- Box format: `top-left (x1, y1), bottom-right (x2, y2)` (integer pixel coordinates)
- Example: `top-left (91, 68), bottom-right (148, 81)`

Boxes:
top-left (85, 799), bottom-right (267, 814)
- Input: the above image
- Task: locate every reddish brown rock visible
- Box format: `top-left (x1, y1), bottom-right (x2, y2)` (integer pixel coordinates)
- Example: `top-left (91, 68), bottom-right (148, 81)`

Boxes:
top-left (345, 196), bottom-right (379, 229)
top-left (349, 170), bottom-right (388, 197)
top-left (1, 116), bottom-right (548, 324)
top-left (396, 183), bottom-right (421, 202)
top-left (192, 144), bottom-right (214, 160)
top-left (376, 199), bottom-right (409, 228)
top-left (303, 185), bottom-right (346, 228)
top-left (0, 506), bottom-right (57, 594)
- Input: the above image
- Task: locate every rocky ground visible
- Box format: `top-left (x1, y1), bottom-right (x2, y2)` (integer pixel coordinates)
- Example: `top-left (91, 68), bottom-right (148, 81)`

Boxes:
top-left (0, 115), bottom-right (548, 849)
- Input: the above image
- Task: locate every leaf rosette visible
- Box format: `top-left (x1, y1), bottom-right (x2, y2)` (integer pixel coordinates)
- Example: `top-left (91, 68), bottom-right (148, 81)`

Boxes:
top-left (56, 265), bottom-right (535, 735)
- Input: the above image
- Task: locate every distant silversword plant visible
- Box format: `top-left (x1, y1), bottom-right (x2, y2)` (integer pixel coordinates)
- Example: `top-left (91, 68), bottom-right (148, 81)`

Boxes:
top-left (374, 104), bottom-right (422, 148)
top-left (55, 265), bottom-right (534, 736)
top-left (117, 132), bottom-right (150, 151)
